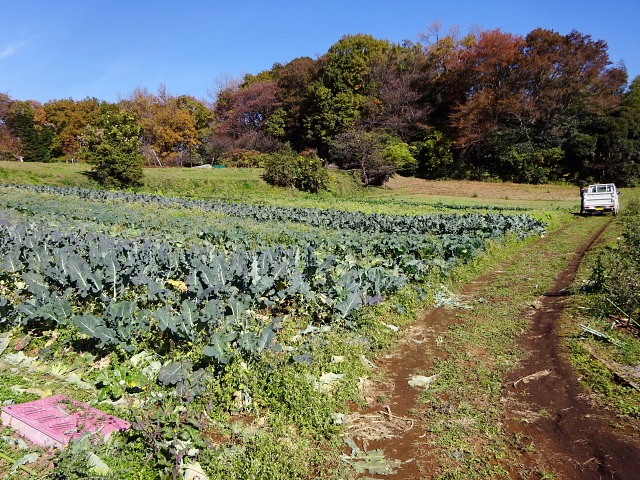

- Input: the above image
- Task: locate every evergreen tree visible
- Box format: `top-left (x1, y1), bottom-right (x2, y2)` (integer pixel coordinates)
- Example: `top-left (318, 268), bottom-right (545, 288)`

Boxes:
top-left (80, 111), bottom-right (145, 188)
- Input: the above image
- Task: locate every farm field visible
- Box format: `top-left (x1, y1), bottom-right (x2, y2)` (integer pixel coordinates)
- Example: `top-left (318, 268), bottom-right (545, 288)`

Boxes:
top-left (1, 165), bottom-right (639, 479)
top-left (0, 160), bottom-right (581, 212)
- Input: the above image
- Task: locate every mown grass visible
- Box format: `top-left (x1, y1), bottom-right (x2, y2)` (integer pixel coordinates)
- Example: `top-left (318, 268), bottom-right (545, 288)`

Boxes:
top-left (0, 161), bottom-right (367, 206)
top-left (415, 215), bottom-right (614, 479)
top-left (5, 160), bottom-right (634, 215)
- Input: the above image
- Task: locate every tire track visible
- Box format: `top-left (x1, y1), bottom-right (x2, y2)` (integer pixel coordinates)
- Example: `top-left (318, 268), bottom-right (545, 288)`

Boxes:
top-left (504, 219), bottom-right (640, 479)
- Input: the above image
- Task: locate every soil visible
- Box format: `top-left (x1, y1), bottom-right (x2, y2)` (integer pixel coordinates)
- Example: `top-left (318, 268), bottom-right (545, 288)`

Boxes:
top-left (347, 305), bottom-right (454, 478)
top-left (502, 221), bottom-right (640, 480)
top-left (385, 177), bottom-right (579, 203)
top-left (347, 219), bottom-right (640, 479)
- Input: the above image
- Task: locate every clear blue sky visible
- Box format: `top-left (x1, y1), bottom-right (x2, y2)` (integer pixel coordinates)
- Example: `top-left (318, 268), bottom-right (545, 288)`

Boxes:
top-left (1, 0), bottom-right (638, 104)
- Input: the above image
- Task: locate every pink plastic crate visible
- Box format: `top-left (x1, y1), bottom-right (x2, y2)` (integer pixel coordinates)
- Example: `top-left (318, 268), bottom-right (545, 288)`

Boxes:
top-left (1, 395), bottom-right (130, 448)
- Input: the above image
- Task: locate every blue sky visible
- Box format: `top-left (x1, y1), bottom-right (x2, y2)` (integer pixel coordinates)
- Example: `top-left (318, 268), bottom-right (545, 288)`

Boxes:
top-left (1, 0), bottom-right (638, 104)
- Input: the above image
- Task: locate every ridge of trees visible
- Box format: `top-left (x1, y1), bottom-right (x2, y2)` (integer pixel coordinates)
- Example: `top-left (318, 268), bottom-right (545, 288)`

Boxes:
top-left (1, 24), bottom-right (639, 186)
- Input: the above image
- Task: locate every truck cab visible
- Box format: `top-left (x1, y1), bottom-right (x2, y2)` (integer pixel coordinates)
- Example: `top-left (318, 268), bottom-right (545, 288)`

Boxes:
top-left (581, 183), bottom-right (620, 215)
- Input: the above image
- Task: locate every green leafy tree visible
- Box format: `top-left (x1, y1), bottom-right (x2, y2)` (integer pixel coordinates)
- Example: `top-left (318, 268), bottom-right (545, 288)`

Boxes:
top-left (590, 106), bottom-right (640, 185)
top-left (274, 57), bottom-right (322, 149)
top-left (265, 107), bottom-right (287, 138)
top-left (303, 85), bottom-right (361, 155)
top-left (303, 35), bottom-right (393, 156)
top-left (382, 138), bottom-right (418, 176)
top-left (323, 34), bottom-right (391, 95)
top-left (262, 148), bottom-right (328, 193)
top-left (497, 143), bottom-right (563, 184)
top-left (414, 130), bottom-right (456, 179)
top-left (623, 75), bottom-right (640, 108)
top-left (80, 111), bottom-right (145, 188)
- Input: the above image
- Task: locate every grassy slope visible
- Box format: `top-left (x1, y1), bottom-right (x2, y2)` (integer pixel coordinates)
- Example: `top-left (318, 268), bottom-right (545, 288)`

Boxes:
top-left (0, 160), bottom-right (600, 211)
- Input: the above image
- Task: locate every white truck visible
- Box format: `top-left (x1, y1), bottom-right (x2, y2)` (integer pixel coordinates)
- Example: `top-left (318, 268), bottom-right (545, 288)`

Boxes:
top-left (581, 183), bottom-right (620, 215)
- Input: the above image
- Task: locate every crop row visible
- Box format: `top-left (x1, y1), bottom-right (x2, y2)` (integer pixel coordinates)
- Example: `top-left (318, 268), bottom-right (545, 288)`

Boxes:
top-left (0, 188), bottom-right (518, 280)
top-left (0, 219), bottom-right (408, 362)
top-left (2, 184), bottom-right (547, 237)
top-left (0, 184), bottom-right (547, 364)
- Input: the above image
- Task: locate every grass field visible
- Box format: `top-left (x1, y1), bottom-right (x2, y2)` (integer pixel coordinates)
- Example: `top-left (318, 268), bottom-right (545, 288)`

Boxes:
top-left (0, 160), bottom-right (595, 210)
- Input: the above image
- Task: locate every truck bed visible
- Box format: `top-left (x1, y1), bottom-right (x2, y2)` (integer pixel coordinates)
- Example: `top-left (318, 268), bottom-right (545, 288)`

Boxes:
top-left (582, 184), bottom-right (619, 215)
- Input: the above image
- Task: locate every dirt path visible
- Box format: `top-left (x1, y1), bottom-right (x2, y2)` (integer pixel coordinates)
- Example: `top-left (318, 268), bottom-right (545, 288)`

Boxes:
top-left (347, 218), bottom-right (640, 479)
top-left (348, 300), bottom-right (455, 478)
top-left (503, 222), bottom-right (640, 479)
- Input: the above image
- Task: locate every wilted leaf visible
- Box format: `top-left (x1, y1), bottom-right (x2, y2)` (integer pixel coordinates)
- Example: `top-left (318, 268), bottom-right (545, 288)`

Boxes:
top-left (182, 461), bottom-right (209, 480)
top-left (65, 373), bottom-right (94, 390)
top-left (87, 452), bottom-right (111, 475)
top-left (408, 374), bottom-right (439, 388)
top-left (318, 372), bottom-right (344, 385)
top-left (10, 452), bottom-right (39, 474)
top-left (348, 449), bottom-right (395, 475)
top-left (158, 362), bottom-right (191, 386)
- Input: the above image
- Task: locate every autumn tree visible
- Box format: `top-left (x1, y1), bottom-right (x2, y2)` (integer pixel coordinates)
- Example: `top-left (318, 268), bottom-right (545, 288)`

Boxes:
top-left (212, 79), bottom-right (282, 155)
top-left (121, 86), bottom-right (209, 166)
top-left (43, 97), bottom-right (104, 161)
top-left (362, 42), bottom-right (431, 140)
top-left (449, 28), bottom-right (626, 182)
top-left (0, 93), bottom-right (23, 161)
top-left (450, 30), bottom-right (527, 158)
top-left (329, 129), bottom-right (396, 186)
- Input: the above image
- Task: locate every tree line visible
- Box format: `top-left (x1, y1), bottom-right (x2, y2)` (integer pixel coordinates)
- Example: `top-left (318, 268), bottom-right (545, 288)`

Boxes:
top-left (1, 25), bottom-right (640, 188)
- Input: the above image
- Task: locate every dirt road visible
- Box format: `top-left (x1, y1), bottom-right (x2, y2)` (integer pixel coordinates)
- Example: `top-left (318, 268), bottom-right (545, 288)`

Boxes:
top-left (504, 222), bottom-right (640, 479)
top-left (347, 217), bottom-right (640, 479)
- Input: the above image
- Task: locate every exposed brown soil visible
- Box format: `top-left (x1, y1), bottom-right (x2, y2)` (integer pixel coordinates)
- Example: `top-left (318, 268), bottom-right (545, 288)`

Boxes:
top-left (502, 222), bottom-right (640, 480)
top-left (346, 219), bottom-right (640, 479)
top-left (347, 304), bottom-right (454, 478)
top-left (384, 177), bottom-right (578, 203)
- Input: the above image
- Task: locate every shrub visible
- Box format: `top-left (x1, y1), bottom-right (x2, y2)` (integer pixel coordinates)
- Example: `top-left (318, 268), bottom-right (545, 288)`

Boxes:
top-left (263, 150), bottom-right (328, 193)
top-left (220, 149), bottom-right (267, 168)
top-left (589, 200), bottom-right (640, 327)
